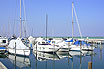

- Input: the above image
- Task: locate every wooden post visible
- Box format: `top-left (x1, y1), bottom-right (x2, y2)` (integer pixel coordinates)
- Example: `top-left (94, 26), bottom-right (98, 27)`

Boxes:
top-left (80, 41), bottom-right (82, 51)
top-left (15, 42), bottom-right (16, 56)
top-left (88, 62), bottom-right (92, 69)
top-left (15, 42), bottom-right (16, 69)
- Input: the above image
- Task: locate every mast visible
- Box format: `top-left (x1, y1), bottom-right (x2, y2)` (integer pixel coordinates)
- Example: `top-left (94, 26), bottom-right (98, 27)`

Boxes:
top-left (20, 0), bottom-right (22, 37)
top-left (46, 14), bottom-right (48, 40)
top-left (23, 0), bottom-right (27, 37)
top-left (72, 2), bottom-right (74, 39)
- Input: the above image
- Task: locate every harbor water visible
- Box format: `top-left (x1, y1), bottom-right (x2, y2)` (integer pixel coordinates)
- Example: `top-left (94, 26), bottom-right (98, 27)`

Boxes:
top-left (0, 44), bottom-right (104, 69)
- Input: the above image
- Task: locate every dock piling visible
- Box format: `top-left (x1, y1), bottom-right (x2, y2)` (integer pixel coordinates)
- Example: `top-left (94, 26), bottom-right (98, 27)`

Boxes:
top-left (88, 62), bottom-right (92, 69)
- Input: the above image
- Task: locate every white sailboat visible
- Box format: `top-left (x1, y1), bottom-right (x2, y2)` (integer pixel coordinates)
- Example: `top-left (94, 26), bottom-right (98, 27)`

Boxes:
top-left (69, 2), bottom-right (95, 51)
top-left (8, 37), bottom-right (30, 56)
top-left (8, 0), bottom-right (30, 56)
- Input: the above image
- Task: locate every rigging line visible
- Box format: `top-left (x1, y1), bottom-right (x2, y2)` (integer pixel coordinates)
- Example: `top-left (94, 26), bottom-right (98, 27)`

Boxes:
top-left (20, 0), bottom-right (22, 37)
top-left (73, 5), bottom-right (83, 38)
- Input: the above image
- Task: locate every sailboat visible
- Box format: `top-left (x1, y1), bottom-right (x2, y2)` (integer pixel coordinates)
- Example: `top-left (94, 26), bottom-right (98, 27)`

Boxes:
top-left (69, 2), bottom-right (95, 51)
top-left (32, 15), bottom-right (60, 53)
top-left (8, 0), bottom-right (31, 56)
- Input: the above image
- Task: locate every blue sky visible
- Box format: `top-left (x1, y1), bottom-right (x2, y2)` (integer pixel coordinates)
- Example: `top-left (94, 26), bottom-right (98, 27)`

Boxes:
top-left (0, 0), bottom-right (104, 37)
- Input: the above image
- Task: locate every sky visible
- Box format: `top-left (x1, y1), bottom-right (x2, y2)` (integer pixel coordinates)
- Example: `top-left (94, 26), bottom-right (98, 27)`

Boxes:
top-left (0, 0), bottom-right (104, 37)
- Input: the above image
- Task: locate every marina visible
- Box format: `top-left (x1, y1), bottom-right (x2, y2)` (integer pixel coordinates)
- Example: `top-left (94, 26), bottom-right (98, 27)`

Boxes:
top-left (0, 41), bottom-right (104, 69)
top-left (0, 0), bottom-right (104, 69)
top-left (0, 36), bottom-right (104, 69)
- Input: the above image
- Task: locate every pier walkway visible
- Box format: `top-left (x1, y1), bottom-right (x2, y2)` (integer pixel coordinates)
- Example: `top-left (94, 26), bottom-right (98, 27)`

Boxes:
top-left (0, 62), bottom-right (7, 69)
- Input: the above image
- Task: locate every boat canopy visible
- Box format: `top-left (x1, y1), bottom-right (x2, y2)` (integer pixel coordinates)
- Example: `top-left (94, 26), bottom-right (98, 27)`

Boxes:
top-left (8, 38), bottom-right (30, 49)
top-left (0, 47), bottom-right (6, 50)
top-left (65, 39), bottom-right (73, 42)
top-left (74, 40), bottom-right (90, 46)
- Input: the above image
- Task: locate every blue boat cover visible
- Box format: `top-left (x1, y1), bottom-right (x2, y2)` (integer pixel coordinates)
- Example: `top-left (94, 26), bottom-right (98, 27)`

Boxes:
top-left (74, 40), bottom-right (90, 46)
top-left (46, 40), bottom-right (51, 43)
top-left (65, 39), bottom-right (73, 42)
top-left (0, 47), bottom-right (6, 50)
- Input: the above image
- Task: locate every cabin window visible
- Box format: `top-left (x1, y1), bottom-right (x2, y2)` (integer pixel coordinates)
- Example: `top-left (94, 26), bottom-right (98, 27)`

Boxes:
top-left (52, 41), bottom-right (55, 43)
top-left (2, 40), bottom-right (6, 43)
top-left (38, 42), bottom-right (40, 44)
top-left (46, 42), bottom-right (48, 44)
top-left (42, 42), bottom-right (45, 44)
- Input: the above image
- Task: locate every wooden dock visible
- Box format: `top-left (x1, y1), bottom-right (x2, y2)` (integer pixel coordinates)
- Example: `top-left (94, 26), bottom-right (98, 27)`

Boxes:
top-left (0, 62), bottom-right (7, 69)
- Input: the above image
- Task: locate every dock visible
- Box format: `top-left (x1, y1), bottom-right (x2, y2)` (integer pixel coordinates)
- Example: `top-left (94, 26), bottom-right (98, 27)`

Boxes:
top-left (53, 37), bottom-right (104, 44)
top-left (0, 62), bottom-right (7, 69)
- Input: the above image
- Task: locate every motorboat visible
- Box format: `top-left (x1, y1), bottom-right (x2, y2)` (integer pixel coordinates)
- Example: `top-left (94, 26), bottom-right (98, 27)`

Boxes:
top-left (33, 37), bottom-right (60, 53)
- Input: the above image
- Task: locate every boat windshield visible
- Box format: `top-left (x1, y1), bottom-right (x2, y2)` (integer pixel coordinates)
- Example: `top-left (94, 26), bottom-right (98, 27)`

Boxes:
top-left (38, 42), bottom-right (51, 45)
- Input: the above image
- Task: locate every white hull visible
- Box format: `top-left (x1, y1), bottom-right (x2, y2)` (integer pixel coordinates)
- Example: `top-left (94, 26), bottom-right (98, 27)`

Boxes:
top-left (82, 46), bottom-right (95, 51)
top-left (58, 48), bottom-right (69, 52)
top-left (69, 45), bottom-right (81, 51)
top-left (33, 45), bottom-right (59, 52)
top-left (8, 48), bottom-right (30, 56)
top-left (69, 45), bottom-right (95, 51)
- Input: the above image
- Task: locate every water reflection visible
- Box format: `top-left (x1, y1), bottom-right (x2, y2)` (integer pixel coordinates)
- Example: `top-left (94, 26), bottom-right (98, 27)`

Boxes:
top-left (8, 54), bottom-right (30, 69)
top-left (0, 44), bottom-right (104, 69)
top-left (33, 50), bottom-right (96, 63)
top-left (33, 51), bottom-right (60, 61)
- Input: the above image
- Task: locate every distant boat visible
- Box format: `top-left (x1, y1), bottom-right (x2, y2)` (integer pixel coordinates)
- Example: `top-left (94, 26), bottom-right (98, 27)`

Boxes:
top-left (0, 36), bottom-right (8, 46)
top-left (0, 36), bottom-right (8, 54)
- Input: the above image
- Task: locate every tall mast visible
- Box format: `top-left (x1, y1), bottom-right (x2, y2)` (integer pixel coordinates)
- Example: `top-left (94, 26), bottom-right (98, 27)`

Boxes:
top-left (72, 2), bottom-right (74, 39)
top-left (20, 0), bottom-right (22, 37)
top-left (46, 14), bottom-right (48, 40)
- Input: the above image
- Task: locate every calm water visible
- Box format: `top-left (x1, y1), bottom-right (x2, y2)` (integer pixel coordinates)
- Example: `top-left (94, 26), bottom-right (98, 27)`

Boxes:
top-left (0, 44), bottom-right (104, 69)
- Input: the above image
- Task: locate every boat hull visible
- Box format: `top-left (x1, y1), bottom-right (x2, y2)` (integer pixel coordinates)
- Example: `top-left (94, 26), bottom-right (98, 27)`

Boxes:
top-left (8, 48), bottom-right (30, 56)
top-left (33, 45), bottom-right (59, 53)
